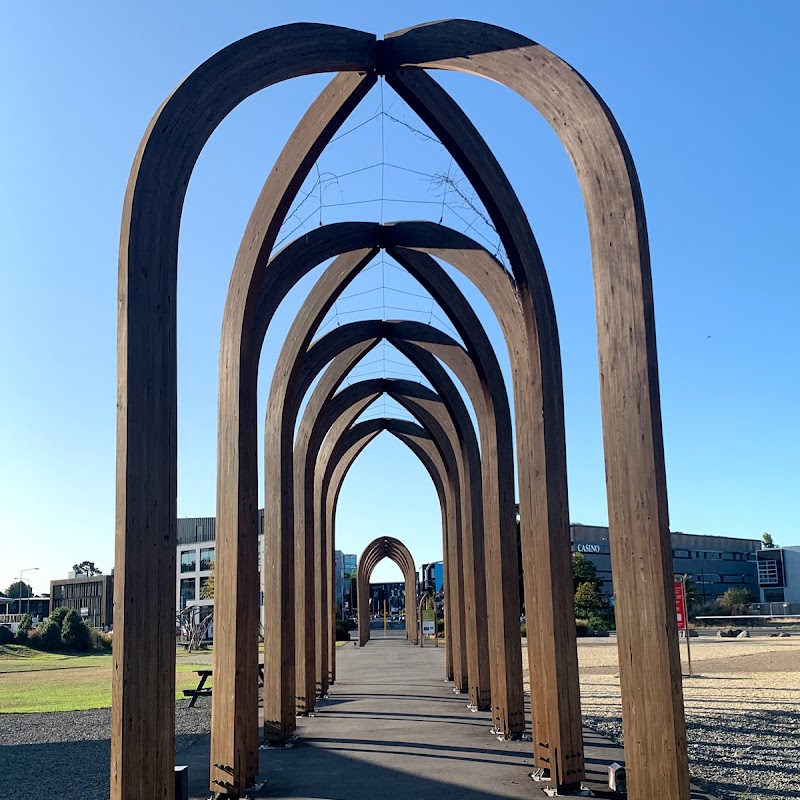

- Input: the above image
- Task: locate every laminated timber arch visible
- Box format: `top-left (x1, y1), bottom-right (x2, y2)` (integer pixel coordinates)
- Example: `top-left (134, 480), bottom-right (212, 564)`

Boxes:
top-left (275, 243), bottom-right (524, 725)
top-left (117, 19), bottom-right (687, 800)
top-left (302, 370), bottom-right (477, 678)
top-left (357, 536), bottom-right (417, 646)
top-left (322, 417), bottom-right (457, 681)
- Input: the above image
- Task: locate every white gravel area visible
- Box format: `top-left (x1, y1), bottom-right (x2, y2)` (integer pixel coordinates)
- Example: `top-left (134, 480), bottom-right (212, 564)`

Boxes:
top-left (523, 634), bottom-right (800, 800)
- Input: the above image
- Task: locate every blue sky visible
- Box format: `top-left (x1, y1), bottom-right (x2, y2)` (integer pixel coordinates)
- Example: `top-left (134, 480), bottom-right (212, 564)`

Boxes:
top-left (1, 3), bottom-right (798, 595)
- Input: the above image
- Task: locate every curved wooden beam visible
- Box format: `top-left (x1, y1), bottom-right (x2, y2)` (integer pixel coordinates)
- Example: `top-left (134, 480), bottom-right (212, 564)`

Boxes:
top-left (314, 379), bottom-right (469, 692)
top-left (276, 245), bottom-right (522, 718)
top-left (119, 20), bottom-right (683, 798)
top-left (323, 417), bottom-right (455, 682)
top-left (357, 536), bottom-right (417, 647)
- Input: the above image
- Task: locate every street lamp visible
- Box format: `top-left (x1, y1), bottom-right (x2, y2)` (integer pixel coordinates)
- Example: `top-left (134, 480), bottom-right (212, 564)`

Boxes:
top-left (17, 567), bottom-right (39, 616)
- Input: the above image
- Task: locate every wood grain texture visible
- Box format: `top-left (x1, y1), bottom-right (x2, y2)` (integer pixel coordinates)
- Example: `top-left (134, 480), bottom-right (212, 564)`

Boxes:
top-left (213, 72), bottom-right (376, 784)
top-left (385, 24), bottom-right (686, 796)
top-left (121, 18), bottom-right (683, 799)
top-left (281, 241), bottom-right (524, 713)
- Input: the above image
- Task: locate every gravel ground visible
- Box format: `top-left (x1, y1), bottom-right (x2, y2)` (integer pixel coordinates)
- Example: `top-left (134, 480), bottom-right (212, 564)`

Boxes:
top-left (523, 635), bottom-right (800, 800)
top-left (0, 699), bottom-right (211, 800)
top-left (2, 638), bottom-right (797, 799)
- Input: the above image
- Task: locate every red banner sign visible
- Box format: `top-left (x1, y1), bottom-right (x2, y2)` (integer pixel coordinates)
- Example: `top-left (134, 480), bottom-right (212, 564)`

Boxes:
top-left (674, 580), bottom-right (687, 630)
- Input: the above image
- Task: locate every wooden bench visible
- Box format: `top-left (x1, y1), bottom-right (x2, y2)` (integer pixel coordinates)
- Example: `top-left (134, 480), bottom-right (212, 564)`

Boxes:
top-left (183, 665), bottom-right (265, 708)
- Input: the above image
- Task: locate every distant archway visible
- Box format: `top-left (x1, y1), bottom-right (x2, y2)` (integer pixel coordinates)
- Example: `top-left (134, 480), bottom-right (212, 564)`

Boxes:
top-left (356, 537), bottom-right (417, 647)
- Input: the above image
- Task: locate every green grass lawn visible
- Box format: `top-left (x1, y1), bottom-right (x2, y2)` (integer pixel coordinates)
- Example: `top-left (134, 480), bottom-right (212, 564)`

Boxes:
top-left (0, 645), bottom-right (208, 713)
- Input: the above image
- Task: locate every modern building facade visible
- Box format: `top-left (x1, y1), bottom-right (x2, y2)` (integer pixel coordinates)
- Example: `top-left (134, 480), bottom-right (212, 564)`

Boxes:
top-left (757, 545), bottom-right (800, 605)
top-left (50, 573), bottom-right (114, 629)
top-left (570, 524), bottom-right (761, 605)
top-left (420, 561), bottom-right (444, 596)
top-left (334, 550), bottom-right (357, 618)
top-left (368, 581), bottom-right (408, 616)
top-left (176, 511), bottom-right (265, 636)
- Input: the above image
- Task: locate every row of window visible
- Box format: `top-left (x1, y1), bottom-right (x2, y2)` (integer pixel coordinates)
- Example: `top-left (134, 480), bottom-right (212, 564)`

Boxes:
top-left (180, 547), bottom-right (215, 573)
top-left (672, 549), bottom-right (755, 561)
top-left (179, 576), bottom-right (212, 606)
top-left (54, 582), bottom-right (104, 599)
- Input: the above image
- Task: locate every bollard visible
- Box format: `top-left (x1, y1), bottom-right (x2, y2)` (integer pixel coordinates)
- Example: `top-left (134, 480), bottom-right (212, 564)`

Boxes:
top-left (608, 762), bottom-right (626, 793)
top-left (174, 765), bottom-right (188, 800)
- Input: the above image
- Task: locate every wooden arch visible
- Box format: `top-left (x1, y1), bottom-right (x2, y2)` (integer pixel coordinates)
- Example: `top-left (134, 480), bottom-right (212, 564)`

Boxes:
top-left (291, 319), bottom-right (501, 714)
top-left (117, 20), bottom-right (685, 800)
top-left (322, 417), bottom-right (457, 682)
top-left (356, 536), bottom-right (418, 646)
top-left (269, 238), bottom-right (527, 729)
top-left (320, 417), bottom-right (460, 687)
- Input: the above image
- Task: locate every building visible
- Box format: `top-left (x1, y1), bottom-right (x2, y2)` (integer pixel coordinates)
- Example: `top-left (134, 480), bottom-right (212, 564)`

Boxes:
top-left (50, 573), bottom-right (114, 629)
top-left (368, 581), bottom-right (408, 616)
top-left (570, 524), bottom-right (760, 605)
top-left (0, 593), bottom-right (50, 619)
top-left (757, 546), bottom-right (800, 606)
top-left (176, 511), bottom-right (265, 636)
top-left (334, 550), bottom-right (357, 618)
top-left (420, 561), bottom-right (444, 596)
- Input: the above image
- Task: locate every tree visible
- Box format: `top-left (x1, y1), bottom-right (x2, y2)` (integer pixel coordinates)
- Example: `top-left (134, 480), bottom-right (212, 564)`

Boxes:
top-left (572, 553), bottom-right (600, 591)
top-left (681, 575), bottom-right (700, 611)
top-left (574, 581), bottom-right (605, 619)
top-left (762, 532), bottom-right (776, 549)
top-left (73, 561), bottom-right (102, 576)
top-left (200, 565), bottom-right (214, 600)
top-left (4, 580), bottom-right (30, 598)
top-left (719, 587), bottom-right (753, 611)
top-left (61, 609), bottom-right (92, 651)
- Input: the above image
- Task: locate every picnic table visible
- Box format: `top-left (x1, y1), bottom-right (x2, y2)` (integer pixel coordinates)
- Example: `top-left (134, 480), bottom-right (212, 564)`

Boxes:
top-left (183, 664), bottom-right (265, 708)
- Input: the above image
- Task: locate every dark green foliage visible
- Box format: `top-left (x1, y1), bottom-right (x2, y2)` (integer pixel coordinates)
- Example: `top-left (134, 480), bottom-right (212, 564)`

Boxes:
top-left (575, 619), bottom-right (591, 637)
top-left (520, 623), bottom-right (526, 637)
top-left (15, 614), bottom-right (32, 644)
top-left (335, 619), bottom-right (350, 641)
top-left (49, 607), bottom-right (69, 628)
top-left (37, 619), bottom-right (64, 650)
top-left (72, 561), bottom-right (102, 576)
top-left (572, 553), bottom-right (601, 591)
top-left (574, 581), bottom-right (604, 619)
top-left (88, 626), bottom-right (113, 651)
top-left (0, 625), bottom-right (14, 645)
top-left (61, 610), bottom-right (92, 652)
top-left (437, 618), bottom-right (445, 634)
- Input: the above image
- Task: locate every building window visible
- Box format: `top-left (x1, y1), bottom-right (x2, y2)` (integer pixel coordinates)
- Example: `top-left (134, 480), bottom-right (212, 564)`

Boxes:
top-left (758, 560), bottom-right (779, 586)
top-left (673, 549), bottom-right (690, 559)
top-left (180, 550), bottom-right (196, 573)
top-left (196, 524), bottom-right (204, 537)
top-left (180, 578), bottom-right (196, 608)
top-left (200, 547), bottom-right (215, 572)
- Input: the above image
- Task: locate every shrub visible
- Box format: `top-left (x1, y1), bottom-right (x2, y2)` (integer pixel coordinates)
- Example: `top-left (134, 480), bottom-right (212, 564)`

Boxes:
top-left (575, 619), bottom-right (591, 637)
top-left (437, 618), bottom-right (445, 634)
top-left (88, 626), bottom-right (112, 651)
top-left (37, 619), bottom-right (63, 651)
top-left (0, 625), bottom-right (14, 645)
top-left (520, 623), bottom-right (527, 637)
top-left (335, 619), bottom-right (350, 641)
top-left (14, 613), bottom-right (33, 644)
top-left (49, 607), bottom-right (70, 628)
top-left (62, 610), bottom-right (92, 652)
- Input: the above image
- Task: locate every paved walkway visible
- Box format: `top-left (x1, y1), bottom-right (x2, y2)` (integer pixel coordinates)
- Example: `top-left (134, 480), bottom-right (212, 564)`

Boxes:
top-left (182, 630), bottom-right (716, 798)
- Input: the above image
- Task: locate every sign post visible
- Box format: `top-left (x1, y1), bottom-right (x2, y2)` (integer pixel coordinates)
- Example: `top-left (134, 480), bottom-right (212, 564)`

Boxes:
top-left (674, 578), bottom-right (692, 676)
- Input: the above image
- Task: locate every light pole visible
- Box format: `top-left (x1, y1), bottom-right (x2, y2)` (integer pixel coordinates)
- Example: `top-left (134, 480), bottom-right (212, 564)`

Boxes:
top-left (18, 567), bottom-right (39, 616)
